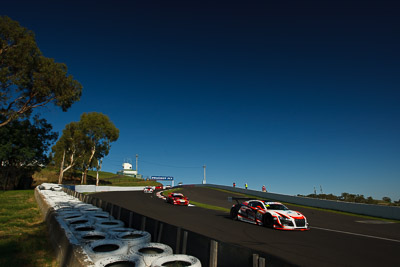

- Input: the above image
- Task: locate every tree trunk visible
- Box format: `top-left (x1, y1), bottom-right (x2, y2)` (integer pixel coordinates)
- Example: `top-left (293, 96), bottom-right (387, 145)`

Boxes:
top-left (83, 168), bottom-right (88, 184)
top-left (58, 150), bottom-right (65, 184)
top-left (83, 146), bottom-right (96, 184)
top-left (2, 167), bottom-right (9, 191)
top-left (81, 169), bottom-right (85, 184)
top-left (59, 150), bottom-right (76, 183)
top-left (96, 158), bottom-right (102, 186)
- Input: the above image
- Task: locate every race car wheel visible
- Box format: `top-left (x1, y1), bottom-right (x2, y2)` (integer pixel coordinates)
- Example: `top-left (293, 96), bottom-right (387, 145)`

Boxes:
top-left (230, 206), bottom-right (239, 220)
top-left (263, 214), bottom-right (274, 228)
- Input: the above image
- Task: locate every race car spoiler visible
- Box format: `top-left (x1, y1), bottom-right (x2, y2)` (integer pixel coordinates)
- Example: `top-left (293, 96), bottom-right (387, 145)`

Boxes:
top-left (228, 197), bottom-right (255, 204)
top-left (228, 197), bottom-right (271, 204)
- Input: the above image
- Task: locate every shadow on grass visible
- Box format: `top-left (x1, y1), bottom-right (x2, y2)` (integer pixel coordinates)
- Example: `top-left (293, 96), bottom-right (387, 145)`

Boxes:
top-left (0, 222), bottom-right (56, 267)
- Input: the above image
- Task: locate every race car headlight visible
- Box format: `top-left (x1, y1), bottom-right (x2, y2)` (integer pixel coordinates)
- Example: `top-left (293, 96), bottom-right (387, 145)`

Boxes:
top-left (278, 216), bottom-right (293, 226)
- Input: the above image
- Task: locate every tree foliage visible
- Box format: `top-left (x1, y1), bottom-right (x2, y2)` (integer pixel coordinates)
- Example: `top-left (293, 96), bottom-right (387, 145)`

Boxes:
top-left (0, 16), bottom-right (82, 127)
top-left (0, 115), bottom-right (58, 189)
top-left (53, 112), bottom-right (119, 184)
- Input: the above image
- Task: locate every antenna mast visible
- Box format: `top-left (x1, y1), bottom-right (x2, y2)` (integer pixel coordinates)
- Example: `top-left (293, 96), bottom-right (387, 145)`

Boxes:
top-left (202, 165), bottom-right (206, 184)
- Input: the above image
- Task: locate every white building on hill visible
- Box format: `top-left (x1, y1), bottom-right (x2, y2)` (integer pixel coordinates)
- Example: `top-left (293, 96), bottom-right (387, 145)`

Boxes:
top-left (117, 162), bottom-right (142, 178)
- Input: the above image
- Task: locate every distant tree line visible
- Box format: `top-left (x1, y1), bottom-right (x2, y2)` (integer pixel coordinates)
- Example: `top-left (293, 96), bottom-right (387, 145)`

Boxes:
top-left (297, 192), bottom-right (400, 206)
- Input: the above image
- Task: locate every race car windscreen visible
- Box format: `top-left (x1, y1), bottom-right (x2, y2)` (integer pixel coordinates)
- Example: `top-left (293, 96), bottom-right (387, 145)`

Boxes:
top-left (264, 203), bottom-right (289, 210)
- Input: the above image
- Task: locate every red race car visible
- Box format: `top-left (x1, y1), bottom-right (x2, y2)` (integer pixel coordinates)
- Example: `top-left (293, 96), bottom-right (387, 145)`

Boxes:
top-left (166, 193), bottom-right (189, 206)
top-left (154, 185), bottom-right (163, 190)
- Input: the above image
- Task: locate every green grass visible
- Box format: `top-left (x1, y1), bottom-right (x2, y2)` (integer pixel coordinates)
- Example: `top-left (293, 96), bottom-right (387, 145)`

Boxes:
top-left (87, 170), bottom-right (119, 179)
top-left (0, 190), bottom-right (56, 267)
top-left (33, 167), bottom-right (162, 187)
top-left (162, 188), bottom-right (182, 195)
top-left (189, 201), bottom-right (230, 213)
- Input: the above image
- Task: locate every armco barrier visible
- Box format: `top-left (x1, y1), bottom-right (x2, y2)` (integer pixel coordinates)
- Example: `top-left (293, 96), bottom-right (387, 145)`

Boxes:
top-left (198, 184), bottom-right (400, 220)
top-left (67, 188), bottom-right (297, 267)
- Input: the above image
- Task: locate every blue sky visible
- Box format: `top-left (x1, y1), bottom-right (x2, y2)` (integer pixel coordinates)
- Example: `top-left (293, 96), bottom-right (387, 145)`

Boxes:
top-left (3, 0), bottom-right (399, 200)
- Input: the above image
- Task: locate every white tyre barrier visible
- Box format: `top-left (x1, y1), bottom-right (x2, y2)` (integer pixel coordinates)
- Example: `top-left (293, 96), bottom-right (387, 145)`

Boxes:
top-left (94, 255), bottom-right (145, 267)
top-left (58, 211), bottom-right (84, 220)
top-left (115, 230), bottom-right (151, 247)
top-left (129, 243), bottom-right (173, 267)
top-left (88, 212), bottom-right (114, 222)
top-left (74, 203), bottom-right (95, 210)
top-left (51, 186), bottom-right (63, 191)
top-left (36, 183), bottom-right (202, 267)
top-left (71, 222), bottom-right (98, 233)
top-left (95, 219), bottom-right (125, 230)
top-left (108, 227), bottom-right (137, 235)
top-left (77, 231), bottom-right (108, 244)
top-left (54, 203), bottom-right (76, 210)
top-left (86, 239), bottom-right (129, 261)
top-left (151, 254), bottom-right (202, 267)
top-left (80, 206), bottom-right (103, 213)
top-left (56, 207), bottom-right (78, 213)
top-left (66, 217), bottom-right (93, 227)
top-left (38, 183), bottom-right (55, 190)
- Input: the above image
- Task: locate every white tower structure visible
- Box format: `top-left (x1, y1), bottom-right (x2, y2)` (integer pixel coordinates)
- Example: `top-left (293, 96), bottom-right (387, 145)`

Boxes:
top-left (117, 156), bottom-right (141, 178)
top-left (136, 154), bottom-right (138, 173)
top-left (202, 165), bottom-right (206, 184)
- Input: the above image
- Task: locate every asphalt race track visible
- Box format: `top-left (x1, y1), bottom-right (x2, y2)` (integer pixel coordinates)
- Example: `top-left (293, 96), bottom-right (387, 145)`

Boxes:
top-left (92, 186), bottom-right (400, 267)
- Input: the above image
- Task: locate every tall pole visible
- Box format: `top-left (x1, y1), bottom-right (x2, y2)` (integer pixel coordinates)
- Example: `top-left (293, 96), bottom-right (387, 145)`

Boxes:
top-left (203, 165), bottom-right (206, 184)
top-left (136, 154), bottom-right (138, 172)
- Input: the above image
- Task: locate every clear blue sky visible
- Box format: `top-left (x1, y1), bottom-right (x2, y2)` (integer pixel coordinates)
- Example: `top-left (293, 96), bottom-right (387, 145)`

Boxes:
top-left (3, 0), bottom-right (399, 201)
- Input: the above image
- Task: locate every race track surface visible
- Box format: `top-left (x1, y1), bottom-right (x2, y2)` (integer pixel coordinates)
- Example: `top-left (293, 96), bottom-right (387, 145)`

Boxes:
top-left (92, 186), bottom-right (400, 267)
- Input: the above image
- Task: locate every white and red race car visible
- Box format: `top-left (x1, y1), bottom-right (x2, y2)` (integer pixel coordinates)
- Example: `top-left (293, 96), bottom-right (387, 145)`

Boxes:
top-left (143, 186), bottom-right (154, 193)
top-left (230, 198), bottom-right (309, 231)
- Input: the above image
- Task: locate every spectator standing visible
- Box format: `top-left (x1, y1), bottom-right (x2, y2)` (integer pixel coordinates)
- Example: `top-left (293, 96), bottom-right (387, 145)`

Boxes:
top-left (233, 182), bottom-right (236, 187)
top-left (245, 183), bottom-right (248, 189)
top-left (262, 185), bottom-right (266, 192)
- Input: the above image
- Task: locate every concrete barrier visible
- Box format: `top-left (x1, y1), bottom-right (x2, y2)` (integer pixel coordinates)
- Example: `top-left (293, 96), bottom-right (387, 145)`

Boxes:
top-left (74, 185), bottom-right (144, 193)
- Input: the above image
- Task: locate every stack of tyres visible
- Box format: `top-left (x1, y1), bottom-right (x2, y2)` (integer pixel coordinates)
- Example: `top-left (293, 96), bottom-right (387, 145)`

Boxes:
top-left (36, 183), bottom-right (202, 267)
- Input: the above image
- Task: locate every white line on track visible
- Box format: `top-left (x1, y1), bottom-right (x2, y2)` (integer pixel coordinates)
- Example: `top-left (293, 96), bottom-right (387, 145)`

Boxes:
top-left (311, 226), bottom-right (400, 243)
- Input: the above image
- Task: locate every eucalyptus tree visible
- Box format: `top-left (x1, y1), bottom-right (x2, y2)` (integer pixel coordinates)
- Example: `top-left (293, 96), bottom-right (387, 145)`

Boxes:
top-left (79, 112), bottom-right (119, 184)
top-left (52, 122), bottom-right (87, 184)
top-left (0, 16), bottom-right (82, 127)
top-left (53, 112), bottom-right (119, 184)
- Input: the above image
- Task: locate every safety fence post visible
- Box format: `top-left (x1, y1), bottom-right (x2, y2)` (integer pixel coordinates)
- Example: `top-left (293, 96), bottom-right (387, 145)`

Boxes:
top-left (176, 228), bottom-right (181, 253)
top-left (259, 257), bottom-right (266, 267)
top-left (156, 223), bottom-right (163, 243)
top-left (253, 254), bottom-right (259, 267)
top-left (182, 231), bottom-right (188, 254)
top-left (209, 240), bottom-right (218, 267)
top-left (141, 216), bottom-right (146, 231)
top-left (129, 212), bottom-right (134, 228)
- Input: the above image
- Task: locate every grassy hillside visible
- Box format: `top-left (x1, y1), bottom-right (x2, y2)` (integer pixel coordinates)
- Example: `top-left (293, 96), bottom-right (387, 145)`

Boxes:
top-left (33, 167), bottom-right (162, 187)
